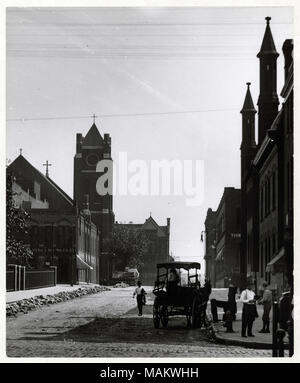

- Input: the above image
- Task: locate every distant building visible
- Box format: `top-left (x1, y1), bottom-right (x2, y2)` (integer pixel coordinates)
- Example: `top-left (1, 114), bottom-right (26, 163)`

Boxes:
top-left (114, 216), bottom-right (170, 284)
top-left (240, 18), bottom-right (293, 295)
top-left (204, 188), bottom-right (241, 288)
top-left (7, 155), bottom-right (100, 285)
top-left (203, 208), bottom-right (216, 285)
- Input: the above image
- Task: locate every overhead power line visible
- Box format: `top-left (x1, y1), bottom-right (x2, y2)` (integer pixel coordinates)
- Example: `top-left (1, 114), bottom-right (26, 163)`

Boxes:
top-left (7, 108), bottom-right (238, 123)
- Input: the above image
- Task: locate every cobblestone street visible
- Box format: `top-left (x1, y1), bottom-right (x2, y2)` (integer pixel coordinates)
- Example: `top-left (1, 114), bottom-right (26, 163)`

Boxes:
top-left (7, 287), bottom-right (271, 358)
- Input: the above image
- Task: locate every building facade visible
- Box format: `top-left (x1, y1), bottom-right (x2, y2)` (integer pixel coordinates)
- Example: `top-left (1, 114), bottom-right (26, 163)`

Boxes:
top-left (74, 123), bottom-right (115, 281)
top-left (239, 18), bottom-right (293, 295)
top-left (203, 208), bottom-right (216, 286)
top-left (115, 216), bottom-right (170, 285)
top-left (7, 155), bottom-right (100, 285)
top-left (204, 188), bottom-right (241, 288)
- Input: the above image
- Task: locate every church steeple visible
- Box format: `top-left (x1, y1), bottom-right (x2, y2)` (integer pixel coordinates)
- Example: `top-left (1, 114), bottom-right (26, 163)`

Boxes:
top-left (257, 17), bottom-right (279, 146)
top-left (240, 83), bottom-right (257, 178)
top-left (257, 17), bottom-right (279, 57)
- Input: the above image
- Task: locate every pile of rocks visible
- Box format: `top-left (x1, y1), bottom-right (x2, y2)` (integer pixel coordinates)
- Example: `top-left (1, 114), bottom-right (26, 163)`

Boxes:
top-left (113, 282), bottom-right (130, 288)
top-left (6, 285), bottom-right (110, 317)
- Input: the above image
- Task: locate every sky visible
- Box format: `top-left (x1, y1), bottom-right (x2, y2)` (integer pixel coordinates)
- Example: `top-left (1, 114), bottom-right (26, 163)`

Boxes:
top-left (6, 6), bottom-right (293, 271)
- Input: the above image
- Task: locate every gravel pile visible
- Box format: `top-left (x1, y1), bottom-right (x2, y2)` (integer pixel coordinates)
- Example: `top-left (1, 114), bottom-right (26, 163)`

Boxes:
top-left (6, 285), bottom-right (110, 317)
top-left (113, 282), bottom-right (130, 288)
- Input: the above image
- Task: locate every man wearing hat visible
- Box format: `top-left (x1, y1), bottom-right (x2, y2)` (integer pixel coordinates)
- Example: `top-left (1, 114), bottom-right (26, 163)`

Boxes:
top-left (240, 282), bottom-right (258, 337)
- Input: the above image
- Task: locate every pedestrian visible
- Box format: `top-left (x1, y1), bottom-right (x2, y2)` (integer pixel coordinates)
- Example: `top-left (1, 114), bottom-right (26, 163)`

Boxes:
top-left (258, 282), bottom-right (272, 333)
top-left (228, 281), bottom-right (237, 320)
top-left (240, 282), bottom-right (258, 337)
top-left (133, 280), bottom-right (146, 316)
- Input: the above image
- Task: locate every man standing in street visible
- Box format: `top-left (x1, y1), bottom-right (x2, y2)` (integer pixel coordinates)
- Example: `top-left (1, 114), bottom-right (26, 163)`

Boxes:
top-left (133, 280), bottom-right (146, 316)
top-left (258, 282), bottom-right (272, 333)
top-left (240, 282), bottom-right (258, 337)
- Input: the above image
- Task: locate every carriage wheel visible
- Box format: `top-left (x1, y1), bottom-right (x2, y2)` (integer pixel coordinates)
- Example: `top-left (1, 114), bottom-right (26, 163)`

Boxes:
top-left (191, 297), bottom-right (200, 329)
top-left (153, 300), bottom-right (160, 329)
top-left (161, 306), bottom-right (169, 328)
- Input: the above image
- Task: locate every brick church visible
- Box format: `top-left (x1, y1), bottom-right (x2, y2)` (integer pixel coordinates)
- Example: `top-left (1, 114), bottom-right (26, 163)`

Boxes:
top-left (7, 122), bottom-right (115, 286)
top-left (74, 123), bottom-right (115, 282)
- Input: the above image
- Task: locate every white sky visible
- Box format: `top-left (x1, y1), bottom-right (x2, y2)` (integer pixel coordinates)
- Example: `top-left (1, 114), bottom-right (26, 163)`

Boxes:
top-left (6, 6), bottom-right (293, 270)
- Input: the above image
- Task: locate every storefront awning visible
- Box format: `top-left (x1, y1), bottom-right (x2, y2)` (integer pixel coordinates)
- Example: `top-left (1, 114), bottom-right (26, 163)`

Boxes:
top-left (215, 249), bottom-right (224, 262)
top-left (266, 248), bottom-right (285, 273)
top-left (76, 254), bottom-right (93, 270)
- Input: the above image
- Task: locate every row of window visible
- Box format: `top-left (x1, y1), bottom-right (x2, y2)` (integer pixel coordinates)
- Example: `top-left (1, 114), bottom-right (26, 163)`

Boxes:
top-left (30, 225), bottom-right (98, 254)
top-left (260, 233), bottom-right (277, 283)
top-left (30, 225), bottom-right (74, 249)
top-left (260, 171), bottom-right (276, 220)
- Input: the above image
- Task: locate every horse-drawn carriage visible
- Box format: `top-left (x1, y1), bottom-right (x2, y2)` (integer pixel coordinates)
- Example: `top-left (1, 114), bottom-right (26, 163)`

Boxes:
top-left (152, 262), bottom-right (209, 329)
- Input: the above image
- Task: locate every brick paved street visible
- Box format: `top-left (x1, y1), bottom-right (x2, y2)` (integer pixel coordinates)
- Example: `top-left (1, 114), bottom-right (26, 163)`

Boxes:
top-left (6, 287), bottom-right (272, 358)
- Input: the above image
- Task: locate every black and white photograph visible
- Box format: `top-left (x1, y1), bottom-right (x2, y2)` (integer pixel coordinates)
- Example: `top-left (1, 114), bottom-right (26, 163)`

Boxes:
top-left (3, 1), bottom-right (296, 363)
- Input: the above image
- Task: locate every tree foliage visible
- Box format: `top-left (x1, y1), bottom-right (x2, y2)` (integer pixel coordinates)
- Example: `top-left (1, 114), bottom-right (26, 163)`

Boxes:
top-left (6, 172), bottom-right (33, 261)
top-left (110, 225), bottom-right (150, 271)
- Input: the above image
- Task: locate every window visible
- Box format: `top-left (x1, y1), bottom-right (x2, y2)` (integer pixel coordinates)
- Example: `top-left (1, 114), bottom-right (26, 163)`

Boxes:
top-left (260, 242), bottom-right (264, 278)
top-left (236, 207), bottom-right (241, 227)
top-left (272, 234), bottom-right (276, 255)
top-left (260, 187), bottom-right (264, 221)
top-left (44, 226), bottom-right (53, 248)
top-left (30, 226), bottom-right (39, 248)
top-left (272, 172), bottom-right (276, 210)
top-left (264, 238), bottom-right (269, 282)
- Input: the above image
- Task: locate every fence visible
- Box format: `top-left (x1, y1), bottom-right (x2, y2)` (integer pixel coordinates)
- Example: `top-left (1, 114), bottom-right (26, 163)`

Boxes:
top-left (6, 265), bottom-right (57, 291)
top-left (272, 299), bottom-right (294, 357)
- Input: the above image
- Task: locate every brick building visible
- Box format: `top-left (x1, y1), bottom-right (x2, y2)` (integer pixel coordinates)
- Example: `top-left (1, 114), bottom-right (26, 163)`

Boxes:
top-left (115, 216), bottom-right (170, 285)
top-left (74, 123), bottom-right (115, 281)
top-left (204, 188), bottom-right (241, 288)
top-left (7, 155), bottom-right (100, 285)
top-left (240, 17), bottom-right (293, 295)
top-left (203, 208), bottom-right (216, 286)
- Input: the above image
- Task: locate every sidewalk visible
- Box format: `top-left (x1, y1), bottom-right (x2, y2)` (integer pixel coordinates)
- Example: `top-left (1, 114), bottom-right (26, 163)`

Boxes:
top-left (209, 303), bottom-right (273, 349)
top-left (208, 288), bottom-right (273, 349)
top-left (6, 283), bottom-right (100, 303)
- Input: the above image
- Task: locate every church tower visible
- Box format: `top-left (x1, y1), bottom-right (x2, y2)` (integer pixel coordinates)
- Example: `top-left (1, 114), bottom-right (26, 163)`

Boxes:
top-left (240, 82), bottom-right (258, 289)
top-left (74, 122), bottom-right (114, 243)
top-left (240, 82), bottom-right (257, 180)
top-left (257, 16), bottom-right (279, 146)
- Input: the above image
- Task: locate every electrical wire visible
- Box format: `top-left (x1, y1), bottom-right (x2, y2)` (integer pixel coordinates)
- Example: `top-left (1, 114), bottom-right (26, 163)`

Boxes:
top-left (6, 108), bottom-right (238, 123)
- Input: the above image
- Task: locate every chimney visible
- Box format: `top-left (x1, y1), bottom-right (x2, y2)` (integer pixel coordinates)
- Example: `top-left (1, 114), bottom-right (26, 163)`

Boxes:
top-left (282, 39), bottom-right (293, 81)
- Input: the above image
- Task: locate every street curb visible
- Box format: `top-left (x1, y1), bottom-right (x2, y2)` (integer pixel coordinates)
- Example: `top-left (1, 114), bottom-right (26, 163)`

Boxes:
top-left (211, 323), bottom-right (273, 350)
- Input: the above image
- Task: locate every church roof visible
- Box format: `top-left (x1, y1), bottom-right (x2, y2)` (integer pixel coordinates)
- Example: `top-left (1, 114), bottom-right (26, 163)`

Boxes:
top-left (257, 17), bottom-right (279, 58)
top-left (240, 83), bottom-right (257, 113)
top-left (7, 155), bottom-right (74, 207)
top-left (82, 123), bottom-right (103, 146)
top-left (142, 215), bottom-right (167, 237)
top-left (114, 215), bottom-right (168, 237)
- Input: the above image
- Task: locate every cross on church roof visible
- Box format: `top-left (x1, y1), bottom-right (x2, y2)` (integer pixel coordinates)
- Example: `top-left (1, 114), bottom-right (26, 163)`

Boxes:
top-left (19, 148), bottom-right (22, 156)
top-left (43, 160), bottom-right (52, 177)
top-left (92, 114), bottom-right (98, 124)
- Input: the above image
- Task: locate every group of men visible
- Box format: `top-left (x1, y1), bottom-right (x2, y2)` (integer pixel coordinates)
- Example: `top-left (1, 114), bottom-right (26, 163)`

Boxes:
top-left (210, 280), bottom-right (273, 337)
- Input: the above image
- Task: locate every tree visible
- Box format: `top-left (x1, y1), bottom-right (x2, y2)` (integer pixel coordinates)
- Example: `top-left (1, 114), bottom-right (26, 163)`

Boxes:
top-left (6, 172), bottom-right (33, 262)
top-left (110, 225), bottom-right (150, 271)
